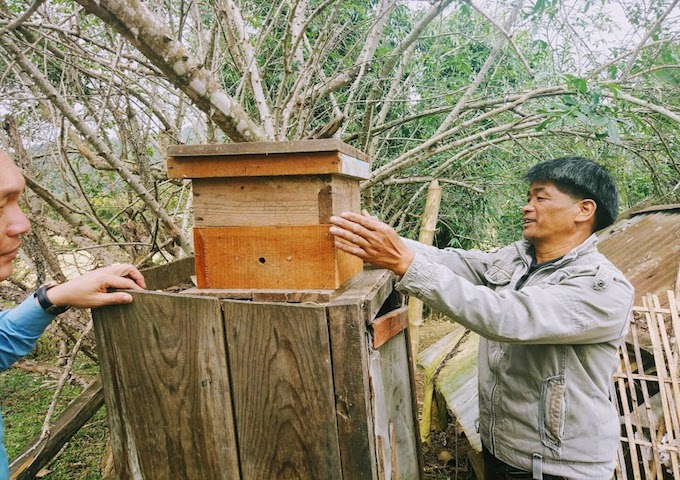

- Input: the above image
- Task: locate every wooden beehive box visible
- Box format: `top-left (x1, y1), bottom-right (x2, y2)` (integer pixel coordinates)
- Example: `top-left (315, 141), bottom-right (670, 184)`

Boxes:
top-left (93, 258), bottom-right (424, 479)
top-left (166, 139), bottom-right (370, 290)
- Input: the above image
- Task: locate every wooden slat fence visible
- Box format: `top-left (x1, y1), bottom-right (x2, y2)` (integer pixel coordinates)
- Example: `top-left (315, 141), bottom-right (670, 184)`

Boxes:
top-left (614, 291), bottom-right (680, 480)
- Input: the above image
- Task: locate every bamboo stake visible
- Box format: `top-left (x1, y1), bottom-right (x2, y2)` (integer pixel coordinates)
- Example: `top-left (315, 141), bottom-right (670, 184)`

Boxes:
top-left (670, 291), bottom-right (680, 373)
top-left (652, 293), bottom-right (680, 478)
top-left (653, 295), bottom-right (680, 433)
top-left (617, 345), bottom-right (643, 480)
top-left (408, 179), bottom-right (442, 368)
top-left (645, 293), bottom-right (679, 478)
top-left (635, 296), bottom-right (664, 478)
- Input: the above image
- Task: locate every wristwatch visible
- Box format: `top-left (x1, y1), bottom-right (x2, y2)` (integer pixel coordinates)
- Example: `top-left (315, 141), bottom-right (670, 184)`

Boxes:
top-left (34, 282), bottom-right (70, 315)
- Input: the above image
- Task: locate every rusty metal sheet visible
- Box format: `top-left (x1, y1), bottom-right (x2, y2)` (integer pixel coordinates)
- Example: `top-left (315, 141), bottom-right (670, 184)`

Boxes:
top-left (598, 205), bottom-right (680, 309)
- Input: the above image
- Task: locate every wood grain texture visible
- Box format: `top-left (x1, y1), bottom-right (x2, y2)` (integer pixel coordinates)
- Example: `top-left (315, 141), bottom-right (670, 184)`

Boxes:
top-left (327, 301), bottom-right (378, 480)
top-left (327, 270), bottom-right (420, 480)
top-left (326, 269), bottom-right (400, 480)
top-left (93, 292), bottom-right (240, 480)
top-left (192, 175), bottom-right (360, 227)
top-left (179, 287), bottom-right (338, 303)
top-left (140, 256), bottom-right (195, 290)
top-left (372, 306), bottom-right (409, 349)
top-left (166, 138), bottom-right (370, 162)
top-left (370, 331), bottom-right (420, 480)
top-left (167, 151), bottom-right (370, 180)
top-left (193, 225), bottom-right (363, 289)
top-left (223, 301), bottom-right (342, 479)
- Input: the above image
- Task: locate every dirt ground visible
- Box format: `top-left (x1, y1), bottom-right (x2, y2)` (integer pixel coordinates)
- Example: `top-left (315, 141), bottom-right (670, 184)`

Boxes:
top-left (417, 316), bottom-right (479, 480)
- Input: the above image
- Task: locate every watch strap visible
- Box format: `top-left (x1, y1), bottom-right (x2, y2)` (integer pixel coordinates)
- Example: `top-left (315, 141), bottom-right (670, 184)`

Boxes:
top-left (35, 283), bottom-right (70, 315)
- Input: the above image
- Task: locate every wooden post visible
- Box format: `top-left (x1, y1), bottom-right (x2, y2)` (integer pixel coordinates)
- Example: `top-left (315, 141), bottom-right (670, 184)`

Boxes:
top-left (408, 179), bottom-right (442, 367)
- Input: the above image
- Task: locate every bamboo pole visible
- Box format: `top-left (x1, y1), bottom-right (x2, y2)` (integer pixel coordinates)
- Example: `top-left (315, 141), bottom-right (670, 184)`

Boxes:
top-left (408, 179), bottom-right (442, 368)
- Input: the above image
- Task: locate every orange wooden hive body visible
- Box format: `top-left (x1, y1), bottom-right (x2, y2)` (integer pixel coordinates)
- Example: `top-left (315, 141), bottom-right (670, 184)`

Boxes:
top-left (166, 139), bottom-right (370, 290)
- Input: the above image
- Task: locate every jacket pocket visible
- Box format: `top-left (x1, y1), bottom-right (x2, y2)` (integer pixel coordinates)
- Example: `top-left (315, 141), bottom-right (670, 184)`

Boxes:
top-left (540, 374), bottom-right (566, 455)
top-left (484, 263), bottom-right (512, 287)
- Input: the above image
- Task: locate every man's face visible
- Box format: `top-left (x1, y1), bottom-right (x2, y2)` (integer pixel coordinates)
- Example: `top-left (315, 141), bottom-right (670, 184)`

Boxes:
top-left (521, 181), bottom-right (582, 246)
top-left (0, 151), bottom-right (30, 281)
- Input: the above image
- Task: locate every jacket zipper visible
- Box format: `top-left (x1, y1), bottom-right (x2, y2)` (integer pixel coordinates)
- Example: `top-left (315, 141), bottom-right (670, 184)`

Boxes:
top-left (490, 258), bottom-right (559, 452)
top-left (489, 343), bottom-right (503, 453)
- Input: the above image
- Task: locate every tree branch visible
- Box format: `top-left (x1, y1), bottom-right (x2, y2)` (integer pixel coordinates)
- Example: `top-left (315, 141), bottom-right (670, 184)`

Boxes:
top-left (74, 0), bottom-right (265, 142)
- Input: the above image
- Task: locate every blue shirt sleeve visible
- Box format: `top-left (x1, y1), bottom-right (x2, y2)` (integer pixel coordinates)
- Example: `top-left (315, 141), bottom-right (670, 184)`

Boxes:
top-left (0, 294), bottom-right (55, 372)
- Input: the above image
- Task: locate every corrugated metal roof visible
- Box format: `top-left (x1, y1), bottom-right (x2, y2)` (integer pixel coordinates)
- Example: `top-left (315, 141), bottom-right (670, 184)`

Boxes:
top-left (597, 204), bottom-right (680, 309)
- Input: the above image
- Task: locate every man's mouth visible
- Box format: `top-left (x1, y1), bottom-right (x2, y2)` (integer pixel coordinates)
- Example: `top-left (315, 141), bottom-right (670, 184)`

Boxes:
top-left (0, 245), bottom-right (21, 258)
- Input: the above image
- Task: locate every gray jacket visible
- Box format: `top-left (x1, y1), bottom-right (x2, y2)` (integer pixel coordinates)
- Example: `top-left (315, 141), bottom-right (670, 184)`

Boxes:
top-left (397, 234), bottom-right (634, 479)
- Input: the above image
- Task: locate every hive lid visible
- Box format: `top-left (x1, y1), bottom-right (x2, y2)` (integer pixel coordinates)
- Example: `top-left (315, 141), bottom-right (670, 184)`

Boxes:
top-left (166, 139), bottom-right (371, 179)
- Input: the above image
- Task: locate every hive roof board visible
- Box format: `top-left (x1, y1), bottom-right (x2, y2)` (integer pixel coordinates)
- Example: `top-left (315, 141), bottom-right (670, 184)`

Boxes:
top-left (166, 139), bottom-right (371, 180)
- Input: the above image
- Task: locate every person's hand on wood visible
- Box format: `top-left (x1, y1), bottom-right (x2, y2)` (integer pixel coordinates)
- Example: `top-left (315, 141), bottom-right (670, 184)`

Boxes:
top-left (329, 210), bottom-right (415, 276)
top-left (42, 264), bottom-right (146, 309)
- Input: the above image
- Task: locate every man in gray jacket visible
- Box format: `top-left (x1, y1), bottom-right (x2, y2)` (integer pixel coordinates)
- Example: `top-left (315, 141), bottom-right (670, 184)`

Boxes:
top-left (330, 157), bottom-right (634, 480)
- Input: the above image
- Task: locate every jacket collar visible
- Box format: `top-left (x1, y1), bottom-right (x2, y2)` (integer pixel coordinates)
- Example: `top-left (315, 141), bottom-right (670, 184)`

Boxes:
top-left (515, 233), bottom-right (599, 268)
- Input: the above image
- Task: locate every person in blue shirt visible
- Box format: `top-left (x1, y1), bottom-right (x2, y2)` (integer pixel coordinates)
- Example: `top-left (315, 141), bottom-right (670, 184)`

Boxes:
top-left (0, 148), bottom-right (146, 478)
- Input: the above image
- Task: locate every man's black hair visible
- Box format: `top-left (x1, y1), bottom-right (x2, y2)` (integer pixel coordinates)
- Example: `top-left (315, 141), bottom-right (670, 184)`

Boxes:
top-left (523, 157), bottom-right (619, 231)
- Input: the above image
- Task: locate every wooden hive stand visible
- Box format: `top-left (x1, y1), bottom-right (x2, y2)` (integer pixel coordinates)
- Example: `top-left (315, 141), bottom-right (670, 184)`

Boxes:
top-left (166, 139), bottom-right (370, 290)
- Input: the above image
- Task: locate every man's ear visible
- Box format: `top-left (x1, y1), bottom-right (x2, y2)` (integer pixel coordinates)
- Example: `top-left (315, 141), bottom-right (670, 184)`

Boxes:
top-left (575, 199), bottom-right (597, 226)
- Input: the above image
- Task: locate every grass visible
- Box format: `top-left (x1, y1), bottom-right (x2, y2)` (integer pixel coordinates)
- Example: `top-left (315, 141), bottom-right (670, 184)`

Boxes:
top-left (0, 343), bottom-right (108, 479)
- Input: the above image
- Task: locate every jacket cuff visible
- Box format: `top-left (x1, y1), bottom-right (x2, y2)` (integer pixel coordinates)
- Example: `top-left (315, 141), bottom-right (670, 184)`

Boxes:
top-left (395, 253), bottom-right (436, 297)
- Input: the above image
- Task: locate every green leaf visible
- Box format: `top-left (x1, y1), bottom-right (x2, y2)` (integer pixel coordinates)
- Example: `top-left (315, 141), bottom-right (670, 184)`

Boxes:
top-left (606, 119), bottom-right (621, 144)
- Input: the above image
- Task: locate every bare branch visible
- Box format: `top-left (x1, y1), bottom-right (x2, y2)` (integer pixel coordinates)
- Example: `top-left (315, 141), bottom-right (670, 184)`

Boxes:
top-left (0, 32), bottom-right (193, 253)
top-left (434, 1), bottom-right (524, 136)
top-left (0, 0), bottom-right (45, 36)
top-left (622, 0), bottom-right (680, 79)
top-left (74, 0), bottom-right (265, 142)
top-left (217, 0), bottom-right (274, 137)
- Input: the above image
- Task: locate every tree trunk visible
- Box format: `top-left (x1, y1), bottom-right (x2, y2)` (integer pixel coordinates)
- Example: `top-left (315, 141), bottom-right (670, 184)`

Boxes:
top-left (408, 179), bottom-right (442, 369)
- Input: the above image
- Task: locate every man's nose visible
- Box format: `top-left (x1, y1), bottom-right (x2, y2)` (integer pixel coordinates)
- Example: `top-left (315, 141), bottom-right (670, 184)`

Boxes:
top-left (7, 205), bottom-right (30, 236)
top-left (521, 203), bottom-right (533, 213)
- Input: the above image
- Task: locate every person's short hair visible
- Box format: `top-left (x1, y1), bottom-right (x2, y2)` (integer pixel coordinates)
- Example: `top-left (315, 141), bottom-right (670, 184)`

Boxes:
top-left (523, 157), bottom-right (619, 231)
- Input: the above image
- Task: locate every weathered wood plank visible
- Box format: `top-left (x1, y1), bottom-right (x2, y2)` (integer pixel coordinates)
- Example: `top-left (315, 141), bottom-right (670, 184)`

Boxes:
top-left (330, 268), bottom-right (395, 321)
top-left (403, 325), bottom-right (426, 480)
top-left (193, 224), bottom-right (363, 289)
top-left (372, 306), bottom-right (409, 349)
top-left (93, 291), bottom-right (240, 480)
top-left (9, 378), bottom-right (104, 480)
top-left (180, 287), bottom-right (255, 300)
top-left (370, 330), bottom-right (421, 480)
top-left (223, 301), bottom-right (342, 479)
top-left (179, 286), bottom-right (339, 303)
top-left (326, 302), bottom-right (378, 480)
top-left (192, 175), bottom-right (360, 227)
top-left (141, 256), bottom-right (195, 291)
top-left (250, 290), bottom-right (334, 303)
top-left (166, 138), bottom-right (370, 162)
top-left (167, 151), bottom-right (370, 180)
